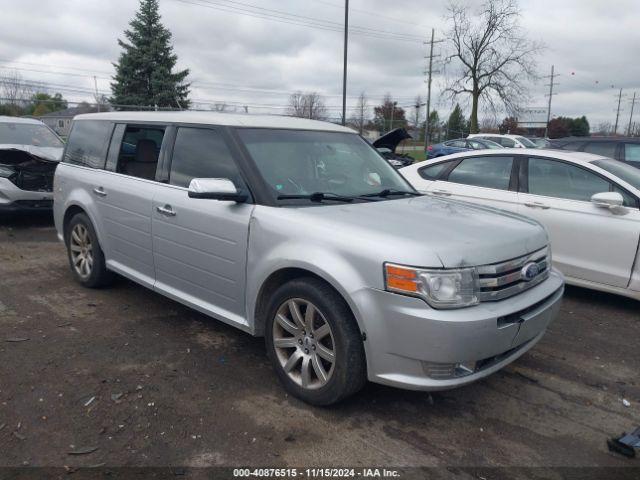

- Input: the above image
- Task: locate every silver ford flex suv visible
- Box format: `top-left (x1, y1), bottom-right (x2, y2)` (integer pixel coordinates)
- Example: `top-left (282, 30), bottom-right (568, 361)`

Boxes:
top-left (53, 112), bottom-right (564, 405)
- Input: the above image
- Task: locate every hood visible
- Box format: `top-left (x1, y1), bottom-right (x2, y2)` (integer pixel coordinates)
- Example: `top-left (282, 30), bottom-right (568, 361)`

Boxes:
top-left (372, 128), bottom-right (412, 152)
top-left (0, 144), bottom-right (63, 162)
top-left (290, 195), bottom-right (548, 268)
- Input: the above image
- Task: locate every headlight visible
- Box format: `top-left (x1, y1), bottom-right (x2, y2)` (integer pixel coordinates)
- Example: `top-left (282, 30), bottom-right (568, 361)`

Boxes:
top-left (384, 263), bottom-right (479, 309)
top-left (0, 165), bottom-right (15, 178)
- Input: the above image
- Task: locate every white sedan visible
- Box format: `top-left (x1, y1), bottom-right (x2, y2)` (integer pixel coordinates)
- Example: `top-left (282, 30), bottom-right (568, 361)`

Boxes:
top-left (400, 149), bottom-right (640, 300)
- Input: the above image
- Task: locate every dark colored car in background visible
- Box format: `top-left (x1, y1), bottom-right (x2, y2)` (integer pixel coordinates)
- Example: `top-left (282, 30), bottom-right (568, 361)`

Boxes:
top-left (550, 136), bottom-right (640, 169)
top-left (426, 137), bottom-right (503, 159)
top-left (372, 128), bottom-right (414, 168)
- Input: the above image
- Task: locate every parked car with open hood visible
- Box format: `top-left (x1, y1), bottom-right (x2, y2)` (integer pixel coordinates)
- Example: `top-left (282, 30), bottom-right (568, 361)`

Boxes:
top-left (372, 128), bottom-right (414, 168)
top-left (401, 149), bottom-right (640, 300)
top-left (54, 112), bottom-right (564, 405)
top-left (0, 116), bottom-right (64, 213)
top-left (427, 137), bottom-right (503, 159)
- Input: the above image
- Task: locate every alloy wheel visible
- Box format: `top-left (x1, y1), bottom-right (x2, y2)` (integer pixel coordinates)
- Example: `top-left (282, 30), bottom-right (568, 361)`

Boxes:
top-left (272, 298), bottom-right (336, 390)
top-left (69, 224), bottom-right (93, 279)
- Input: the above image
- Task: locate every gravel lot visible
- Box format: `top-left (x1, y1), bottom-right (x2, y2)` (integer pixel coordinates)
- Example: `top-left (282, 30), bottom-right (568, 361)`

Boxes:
top-left (0, 214), bottom-right (638, 475)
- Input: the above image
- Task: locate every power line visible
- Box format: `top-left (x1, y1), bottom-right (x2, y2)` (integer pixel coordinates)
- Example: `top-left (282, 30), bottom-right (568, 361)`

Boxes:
top-left (172, 0), bottom-right (425, 43)
top-left (309, 0), bottom-right (423, 27)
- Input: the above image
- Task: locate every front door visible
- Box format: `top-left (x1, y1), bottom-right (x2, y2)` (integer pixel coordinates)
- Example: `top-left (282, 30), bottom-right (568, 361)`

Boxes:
top-left (425, 155), bottom-right (520, 213)
top-left (517, 156), bottom-right (640, 287)
top-left (151, 126), bottom-right (254, 329)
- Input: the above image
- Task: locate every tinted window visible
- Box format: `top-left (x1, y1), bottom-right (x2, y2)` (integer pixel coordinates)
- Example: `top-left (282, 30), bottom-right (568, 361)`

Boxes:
top-left (623, 143), bottom-right (640, 162)
top-left (498, 138), bottom-right (516, 148)
top-left (447, 156), bottom-right (514, 190)
top-left (528, 158), bottom-right (610, 202)
top-left (418, 160), bottom-right (455, 180)
top-left (447, 140), bottom-right (466, 148)
top-left (516, 136), bottom-right (537, 148)
top-left (170, 127), bottom-right (245, 189)
top-left (583, 142), bottom-right (617, 158)
top-left (64, 121), bottom-right (112, 169)
top-left (115, 125), bottom-right (165, 180)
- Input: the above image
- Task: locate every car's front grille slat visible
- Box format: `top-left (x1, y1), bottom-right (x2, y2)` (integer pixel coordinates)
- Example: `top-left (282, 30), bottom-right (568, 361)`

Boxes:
top-left (477, 247), bottom-right (550, 302)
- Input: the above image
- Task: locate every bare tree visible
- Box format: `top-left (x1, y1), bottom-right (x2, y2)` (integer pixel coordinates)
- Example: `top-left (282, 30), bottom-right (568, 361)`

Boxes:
top-left (287, 91), bottom-right (327, 120)
top-left (350, 91), bottom-right (369, 134)
top-left (0, 70), bottom-right (33, 114)
top-left (444, 0), bottom-right (542, 133)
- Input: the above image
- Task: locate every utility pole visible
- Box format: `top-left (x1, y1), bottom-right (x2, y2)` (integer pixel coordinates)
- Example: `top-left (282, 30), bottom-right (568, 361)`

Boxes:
top-left (423, 28), bottom-right (443, 147)
top-left (543, 65), bottom-right (560, 138)
top-left (614, 88), bottom-right (623, 135)
top-left (627, 92), bottom-right (636, 136)
top-left (93, 76), bottom-right (101, 112)
top-left (341, 0), bottom-right (349, 126)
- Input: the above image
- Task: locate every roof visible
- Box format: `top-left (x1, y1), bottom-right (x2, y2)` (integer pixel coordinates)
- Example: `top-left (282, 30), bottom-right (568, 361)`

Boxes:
top-left (417, 148), bottom-right (610, 166)
top-left (468, 133), bottom-right (528, 139)
top-left (73, 111), bottom-right (356, 133)
top-left (0, 115), bottom-right (47, 125)
top-left (39, 105), bottom-right (99, 118)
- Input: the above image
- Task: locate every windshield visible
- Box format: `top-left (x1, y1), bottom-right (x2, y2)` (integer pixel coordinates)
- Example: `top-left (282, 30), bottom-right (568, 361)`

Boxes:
top-left (592, 159), bottom-right (640, 190)
top-left (236, 128), bottom-right (415, 201)
top-left (479, 140), bottom-right (504, 149)
top-left (0, 122), bottom-right (64, 148)
top-left (516, 136), bottom-right (537, 148)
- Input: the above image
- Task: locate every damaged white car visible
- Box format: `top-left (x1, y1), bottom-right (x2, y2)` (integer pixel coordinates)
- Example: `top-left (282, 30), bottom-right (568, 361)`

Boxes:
top-left (0, 116), bottom-right (64, 213)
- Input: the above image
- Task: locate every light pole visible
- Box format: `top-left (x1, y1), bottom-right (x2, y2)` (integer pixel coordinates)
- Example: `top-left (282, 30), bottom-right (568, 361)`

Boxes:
top-left (341, 0), bottom-right (349, 126)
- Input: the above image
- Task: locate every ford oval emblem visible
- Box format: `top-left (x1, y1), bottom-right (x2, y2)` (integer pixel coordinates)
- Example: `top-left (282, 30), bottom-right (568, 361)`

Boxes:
top-left (521, 262), bottom-right (540, 282)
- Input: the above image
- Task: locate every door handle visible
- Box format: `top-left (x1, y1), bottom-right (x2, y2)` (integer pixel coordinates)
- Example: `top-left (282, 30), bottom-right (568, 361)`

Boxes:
top-left (524, 201), bottom-right (550, 210)
top-left (432, 189), bottom-right (451, 196)
top-left (93, 187), bottom-right (107, 197)
top-left (156, 205), bottom-right (176, 217)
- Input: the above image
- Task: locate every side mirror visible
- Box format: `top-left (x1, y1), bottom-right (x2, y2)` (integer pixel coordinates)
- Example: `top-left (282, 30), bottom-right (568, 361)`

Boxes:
top-left (187, 178), bottom-right (248, 202)
top-left (591, 191), bottom-right (624, 211)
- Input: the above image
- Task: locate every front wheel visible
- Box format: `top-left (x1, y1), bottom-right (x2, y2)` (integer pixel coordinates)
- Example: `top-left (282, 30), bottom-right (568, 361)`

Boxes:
top-left (265, 278), bottom-right (366, 406)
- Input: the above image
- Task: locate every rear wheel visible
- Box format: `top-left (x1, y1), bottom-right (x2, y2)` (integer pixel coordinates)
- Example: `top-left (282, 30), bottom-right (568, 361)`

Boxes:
top-left (66, 213), bottom-right (113, 288)
top-left (265, 277), bottom-right (366, 405)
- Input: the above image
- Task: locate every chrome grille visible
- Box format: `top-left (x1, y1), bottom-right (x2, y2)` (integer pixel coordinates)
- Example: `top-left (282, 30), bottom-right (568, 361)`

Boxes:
top-left (477, 247), bottom-right (550, 302)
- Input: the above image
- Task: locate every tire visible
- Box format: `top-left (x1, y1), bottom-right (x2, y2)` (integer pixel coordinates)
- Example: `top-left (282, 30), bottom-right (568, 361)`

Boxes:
top-left (265, 277), bottom-right (367, 406)
top-left (65, 212), bottom-right (113, 288)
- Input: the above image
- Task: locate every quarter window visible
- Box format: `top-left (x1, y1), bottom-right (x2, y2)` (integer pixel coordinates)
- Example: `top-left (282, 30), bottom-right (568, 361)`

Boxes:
top-left (527, 158), bottom-right (610, 202)
top-left (623, 143), bottom-right (640, 162)
top-left (64, 120), bottom-right (112, 169)
top-left (418, 160), bottom-right (455, 180)
top-left (447, 156), bottom-right (514, 190)
top-left (583, 142), bottom-right (617, 158)
top-left (169, 127), bottom-right (245, 189)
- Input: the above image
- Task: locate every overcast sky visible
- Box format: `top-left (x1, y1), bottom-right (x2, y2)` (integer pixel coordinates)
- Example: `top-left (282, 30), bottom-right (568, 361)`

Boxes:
top-left (1, 0), bottom-right (639, 129)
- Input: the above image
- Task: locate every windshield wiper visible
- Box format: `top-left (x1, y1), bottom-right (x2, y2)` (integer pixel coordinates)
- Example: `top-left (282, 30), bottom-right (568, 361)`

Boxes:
top-left (359, 189), bottom-right (422, 198)
top-left (277, 192), bottom-right (355, 203)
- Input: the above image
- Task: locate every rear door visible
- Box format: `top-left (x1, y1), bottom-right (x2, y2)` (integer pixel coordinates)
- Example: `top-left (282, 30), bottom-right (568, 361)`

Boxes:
top-left (517, 156), bottom-right (640, 287)
top-left (151, 126), bottom-right (254, 328)
top-left (94, 123), bottom-right (168, 287)
top-left (423, 155), bottom-right (521, 213)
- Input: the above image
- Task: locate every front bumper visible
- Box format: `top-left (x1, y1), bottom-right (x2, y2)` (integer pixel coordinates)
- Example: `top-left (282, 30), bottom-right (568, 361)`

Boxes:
top-left (353, 270), bottom-right (564, 390)
top-left (0, 178), bottom-right (53, 212)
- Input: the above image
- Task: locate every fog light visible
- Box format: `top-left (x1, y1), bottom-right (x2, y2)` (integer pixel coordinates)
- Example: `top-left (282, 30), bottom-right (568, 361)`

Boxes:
top-left (422, 361), bottom-right (478, 379)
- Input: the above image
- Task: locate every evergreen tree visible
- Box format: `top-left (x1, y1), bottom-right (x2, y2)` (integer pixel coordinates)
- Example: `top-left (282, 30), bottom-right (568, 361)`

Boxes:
top-left (446, 104), bottom-right (468, 139)
top-left (111, 0), bottom-right (190, 110)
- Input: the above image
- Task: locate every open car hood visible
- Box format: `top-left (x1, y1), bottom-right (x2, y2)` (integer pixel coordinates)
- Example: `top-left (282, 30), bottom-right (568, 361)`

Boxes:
top-left (0, 144), bottom-right (63, 163)
top-left (372, 128), bottom-right (412, 152)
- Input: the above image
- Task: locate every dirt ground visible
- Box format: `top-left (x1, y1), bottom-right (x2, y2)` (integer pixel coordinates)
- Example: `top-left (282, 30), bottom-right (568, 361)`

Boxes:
top-left (0, 213), bottom-right (639, 475)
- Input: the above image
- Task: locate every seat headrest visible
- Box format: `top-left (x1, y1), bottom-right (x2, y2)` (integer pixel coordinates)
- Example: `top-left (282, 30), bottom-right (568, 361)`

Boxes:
top-left (135, 139), bottom-right (158, 163)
